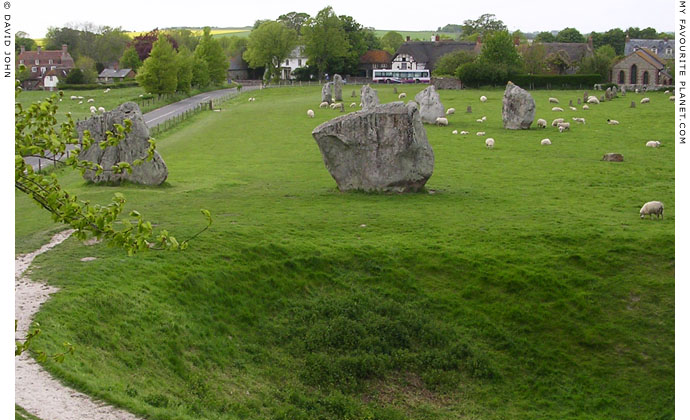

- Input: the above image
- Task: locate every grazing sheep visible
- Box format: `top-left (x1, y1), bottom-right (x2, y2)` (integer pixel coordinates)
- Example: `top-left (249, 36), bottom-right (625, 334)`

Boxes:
top-left (607, 119), bottom-right (619, 125)
top-left (670, 96), bottom-right (676, 102)
top-left (551, 118), bottom-right (565, 127)
top-left (587, 96), bottom-right (600, 104)
top-left (332, 103), bottom-right (344, 111)
top-left (572, 117), bottom-right (586, 124)
top-left (664, 90), bottom-right (670, 94)
top-left (398, 93), bottom-right (407, 99)
top-left (476, 131), bottom-right (486, 136)
top-left (350, 102), bottom-right (356, 107)
top-left (87, 98), bottom-right (95, 103)
top-left (582, 104), bottom-right (590, 110)
top-left (78, 101), bottom-right (83, 104)
top-left (640, 201), bottom-right (664, 219)
top-left (70, 95), bottom-right (77, 100)
top-left (537, 118), bottom-right (547, 128)
top-left (485, 138), bottom-right (495, 148)
top-left (476, 118), bottom-right (484, 123)
top-left (640, 97), bottom-right (650, 104)
top-left (103, 88), bottom-right (111, 93)
top-left (481, 116), bottom-right (487, 121)
top-left (452, 130), bottom-right (458, 135)
top-left (98, 106), bottom-right (105, 113)
top-left (89, 106), bottom-right (97, 114)
top-left (645, 140), bottom-right (661, 148)
top-left (480, 95), bottom-right (487, 102)
top-left (307, 109), bottom-right (315, 118)
top-left (557, 122), bottom-right (570, 132)
top-left (548, 97), bottom-right (559, 104)
top-left (460, 131), bottom-right (469, 135)
top-left (541, 138), bottom-right (552, 145)
top-left (435, 117), bottom-right (449, 126)
top-left (446, 107), bottom-right (455, 115)
top-left (552, 107), bottom-right (564, 112)
top-left (319, 101), bottom-right (329, 108)
top-left (569, 106), bottom-right (577, 111)
top-left (635, 88), bottom-right (640, 93)
top-left (77, 96), bottom-right (84, 100)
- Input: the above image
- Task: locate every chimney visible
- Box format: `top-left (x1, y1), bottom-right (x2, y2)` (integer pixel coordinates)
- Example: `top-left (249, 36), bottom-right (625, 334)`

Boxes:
top-left (20, 45), bottom-right (25, 54)
top-left (61, 44), bottom-right (68, 59)
top-left (625, 34), bottom-right (630, 43)
top-left (36, 46), bottom-right (41, 54)
top-left (406, 36), bottom-right (410, 42)
top-left (435, 35), bottom-right (440, 42)
top-left (664, 37), bottom-right (669, 42)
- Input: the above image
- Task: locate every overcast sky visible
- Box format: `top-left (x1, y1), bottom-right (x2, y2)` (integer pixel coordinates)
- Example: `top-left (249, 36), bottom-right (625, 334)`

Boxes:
top-left (15, 0), bottom-right (674, 39)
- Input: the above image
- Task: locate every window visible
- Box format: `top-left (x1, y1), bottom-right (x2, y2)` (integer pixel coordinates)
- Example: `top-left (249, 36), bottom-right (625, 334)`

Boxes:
top-left (31, 67), bottom-right (37, 72)
top-left (401, 62), bottom-right (407, 70)
top-left (35, 59), bottom-right (39, 65)
top-left (642, 71), bottom-right (649, 85)
top-left (19, 59), bottom-right (23, 65)
top-left (666, 47), bottom-right (672, 55)
top-left (51, 66), bottom-right (56, 70)
top-left (285, 59), bottom-right (289, 65)
top-left (630, 64), bottom-right (637, 84)
top-left (298, 59), bottom-right (302, 66)
top-left (40, 67), bottom-right (46, 74)
top-left (618, 70), bottom-right (625, 84)
top-left (651, 47), bottom-right (657, 54)
top-left (48, 59), bottom-right (53, 64)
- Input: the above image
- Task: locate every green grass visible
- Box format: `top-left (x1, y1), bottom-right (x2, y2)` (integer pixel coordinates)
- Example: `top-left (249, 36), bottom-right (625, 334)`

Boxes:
top-left (16, 85), bottom-right (674, 419)
top-left (15, 405), bottom-right (42, 420)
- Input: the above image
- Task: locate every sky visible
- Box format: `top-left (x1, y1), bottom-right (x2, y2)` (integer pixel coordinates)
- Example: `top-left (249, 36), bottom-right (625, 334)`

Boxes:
top-left (14, 0), bottom-right (675, 39)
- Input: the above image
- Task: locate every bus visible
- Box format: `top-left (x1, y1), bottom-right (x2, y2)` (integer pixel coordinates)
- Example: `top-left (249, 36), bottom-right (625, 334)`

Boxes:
top-left (372, 69), bottom-right (431, 84)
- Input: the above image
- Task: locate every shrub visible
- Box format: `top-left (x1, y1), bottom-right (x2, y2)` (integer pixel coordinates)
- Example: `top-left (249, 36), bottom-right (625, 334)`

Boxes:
top-left (510, 74), bottom-right (604, 89)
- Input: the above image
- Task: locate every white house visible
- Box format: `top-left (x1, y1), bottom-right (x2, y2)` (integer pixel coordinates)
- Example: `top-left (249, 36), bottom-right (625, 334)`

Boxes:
top-left (281, 45), bottom-right (308, 80)
top-left (43, 69), bottom-right (60, 90)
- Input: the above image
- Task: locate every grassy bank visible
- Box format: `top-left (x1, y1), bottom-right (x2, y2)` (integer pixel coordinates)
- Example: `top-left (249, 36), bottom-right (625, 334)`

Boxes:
top-left (17, 85), bottom-right (674, 419)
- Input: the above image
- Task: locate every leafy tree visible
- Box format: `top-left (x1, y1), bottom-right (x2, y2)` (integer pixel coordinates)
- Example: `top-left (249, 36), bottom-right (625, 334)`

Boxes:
top-left (15, 82), bottom-right (210, 254)
top-left (253, 19), bottom-right (270, 29)
top-left (579, 45), bottom-right (617, 80)
top-left (277, 12), bottom-right (311, 35)
top-left (44, 26), bottom-right (81, 53)
top-left (191, 55), bottom-right (210, 88)
top-left (302, 6), bottom-right (350, 78)
top-left (461, 14), bottom-right (507, 38)
top-left (92, 27), bottom-right (130, 67)
top-left (556, 27), bottom-right (585, 43)
top-left (194, 27), bottom-right (228, 85)
top-left (433, 50), bottom-right (476, 76)
top-left (535, 31), bottom-right (556, 43)
top-left (75, 56), bottom-right (98, 83)
top-left (244, 21), bottom-right (298, 83)
top-left (167, 28), bottom-right (200, 52)
top-left (437, 24), bottom-right (463, 33)
top-left (520, 43), bottom-right (548, 74)
top-left (599, 28), bottom-right (626, 55)
top-left (119, 46), bottom-right (142, 72)
top-left (131, 29), bottom-right (178, 61)
top-left (17, 64), bottom-right (32, 83)
top-left (478, 30), bottom-right (522, 70)
top-left (545, 50), bottom-right (571, 74)
top-left (64, 68), bottom-right (85, 84)
top-left (338, 14), bottom-right (378, 75)
top-left (381, 31), bottom-right (405, 54)
top-left (176, 46), bottom-right (194, 93)
top-left (15, 31), bottom-right (37, 54)
top-left (136, 35), bottom-right (178, 95)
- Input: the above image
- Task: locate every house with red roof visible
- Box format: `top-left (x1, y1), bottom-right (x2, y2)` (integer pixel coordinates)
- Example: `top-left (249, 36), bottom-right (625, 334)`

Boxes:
top-left (17, 44), bottom-right (75, 90)
top-left (359, 50), bottom-right (393, 78)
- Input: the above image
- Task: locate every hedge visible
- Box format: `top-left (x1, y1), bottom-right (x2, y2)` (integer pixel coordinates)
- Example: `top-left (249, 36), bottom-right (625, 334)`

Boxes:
top-left (510, 74), bottom-right (604, 89)
top-left (56, 81), bottom-right (139, 90)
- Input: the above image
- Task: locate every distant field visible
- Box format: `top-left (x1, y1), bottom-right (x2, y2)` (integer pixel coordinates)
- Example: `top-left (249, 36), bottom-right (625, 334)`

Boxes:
top-left (18, 85), bottom-right (674, 420)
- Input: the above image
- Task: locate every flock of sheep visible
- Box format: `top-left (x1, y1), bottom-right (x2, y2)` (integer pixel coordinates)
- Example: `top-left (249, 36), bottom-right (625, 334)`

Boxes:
top-left (67, 87), bottom-right (115, 114)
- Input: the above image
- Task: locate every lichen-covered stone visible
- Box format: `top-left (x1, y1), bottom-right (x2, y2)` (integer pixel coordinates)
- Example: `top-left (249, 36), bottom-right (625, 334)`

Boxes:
top-left (77, 102), bottom-right (167, 185)
top-left (333, 74), bottom-right (343, 101)
top-left (414, 85), bottom-right (445, 124)
top-left (502, 82), bottom-right (535, 130)
top-left (312, 102), bottom-right (434, 193)
top-left (321, 82), bottom-right (333, 103)
top-left (360, 85), bottom-right (379, 110)
top-left (602, 153), bottom-right (624, 162)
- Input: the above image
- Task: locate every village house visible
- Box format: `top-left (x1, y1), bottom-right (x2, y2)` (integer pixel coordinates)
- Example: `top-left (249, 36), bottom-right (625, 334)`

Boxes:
top-left (281, 45), bottom-right (308, 80)
top-left (358, 50), bottom-right (393, 78)
top-left (17, 44), bottom-right (75, 90)
top-left (98, 68), bottom-right (136, 83)
top-left (624, 36), bottom-right (674, 60)
top-left (391, 36), bottom-right (481, 73)
top-left (611, 47), bottom-right (672, 88)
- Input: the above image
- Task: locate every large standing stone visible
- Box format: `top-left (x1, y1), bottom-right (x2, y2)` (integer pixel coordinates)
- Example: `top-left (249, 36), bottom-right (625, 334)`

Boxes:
top-left (360, 85), bottom-right (379, 110)
top-left (333, 74), bottom-right (343, 101)
top-left (502, 82), bottom-right (535, 130)
top-left (414, 85), bottom-right (445, 124)
top-left (602, 153), bottom-right (624, 162)
top-left (77, 102), bottom-right (168, 185)
top-left (321, 82), bottom-right (333, 103)
top-left (312, 101), bottom-right (434, 193)
top-left (605, 87), bottom-right (613, 101)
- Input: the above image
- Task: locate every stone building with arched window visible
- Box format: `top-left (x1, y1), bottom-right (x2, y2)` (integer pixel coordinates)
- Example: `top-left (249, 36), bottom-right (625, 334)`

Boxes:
top-left (610, 48), bottom-right (672, 90)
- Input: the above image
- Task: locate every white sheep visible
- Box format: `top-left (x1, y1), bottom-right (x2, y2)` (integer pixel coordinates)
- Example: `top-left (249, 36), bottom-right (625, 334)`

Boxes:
top-left (551, 118), bottom-right (565, 127)
top-left (541, 138), bottom-right (552, 145)
top-left (548, 97), bottom-right (559, 104)
top-left (476, 118), bottom-right (484, 123)
top-left (460, 131), bottom-right (469, 135)
top-left (485, 138), bottom-right (495, 148)
top-left (77, 96), bottom-right (84, 99)
top-left (103, 88), bottom-right (110, 93)
top-left (398, 93), bottom-right (407, 99)
top-left (572, 117), bottom-right (586, 124)
top-left (664, 90), bottom-right (671, 94)
top-left (640, 97), bottom-right (650, 104)
top-left (587, 96), bottom-right (600, 104)
top-left (635, 88), bottom-right (640, 93)
top-left (70, 95), bottom-right (77, 100)
top-left (359, 103), bottom-right (363, 107)
top-left (569, 106), bottom-right (577, 111)
top-left (480, 95), bottom-right (487, 102)
top-left (481, 116), bottom-right (487, 121)
top-left (476, 131), bottom-right (486, 136)
top-left (319, 101), bottom-right (329, 108)
top-left (552, 107), bottom-right (564, 112)
top-left (582, 104), bottom-right (590, 110)
top-left (435, 117), bottom-right (449, 126)
top-left (307, 109), bottom-right (314, 118)
top-left (670, 96), bottom-right (676, 102)
top-left (332, 103), bottom-right (344, 111)
top-left (557, 122), bottom-right (570, 132)
top-left (89, 106), bottom-right (97, 114)
top-left (98, 106), bottom-right (106, 113)
top-left (640, 201), bottom-right (664, 219)
top-left (446, 107), bottom-right (455, 115)
top-left (452, 130), bottom-right (458, 135)
top-left (350, 102), bottom-right (356, 107)
top-left (537, 118), bottom-right (547, 128)
top-left (607, 119), bottom-right (619, 125)
top-left (645, 140), bottom-right (661, 148)
top-left (87, 98), bottom-right (95, 103)
top-left (78, 100), bottom-right (83, 104)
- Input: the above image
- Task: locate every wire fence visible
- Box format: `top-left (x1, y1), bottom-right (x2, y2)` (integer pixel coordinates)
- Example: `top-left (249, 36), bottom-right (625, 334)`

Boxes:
top-left (148, 91), bottom-right (238, 137)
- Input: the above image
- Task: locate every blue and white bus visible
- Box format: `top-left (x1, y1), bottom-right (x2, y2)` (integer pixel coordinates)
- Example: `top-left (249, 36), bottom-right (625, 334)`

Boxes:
top-left (372, 69), bottom-right (431, 84)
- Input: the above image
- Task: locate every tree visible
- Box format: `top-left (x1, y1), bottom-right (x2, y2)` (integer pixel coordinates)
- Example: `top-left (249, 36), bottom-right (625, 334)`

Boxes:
top-left (15, 31), bottom-right (37, 54)
top-left (64, 68), bottom-right (85, 84)
top-left (120, 46), bottom-right (142, 72)
top-left (194, 27), bottom-right (228, 85)
top-left (556, 27), bottom-right (585, 43)
top-left (15, 82), bottom-right (210, 254)
top-left (545, 50), bottom-right (571, 74)
top-left (75, 56), bottom-right (98, 84)
top-left (131, 29), bottom-right (178, 61)
top-left (535, 31), bottom-right (556, 43)
top-left (338, 14), bottom-right (379, 75)
top-left (176, 46), bottom-right (194, 93)
top-left (44, 26), bottom-right (81, 53)
top-left (599, 28), bottom-right (626, 55)
top-left (433, 50), bottom-right (476, 76)
top-left (136, 35), bottom-right (178, 95)
top-left (277, 12), bottom-right (310, 35)
top-left (191, 55), bottom-right (210, 88)
top-left (478, 30), bottom-right (522, 70)
top-left (461, 14), bottom-right (507, 38)
top-left (579, 45), bottom-right (617, 80)
top-left (167, 28), bottom-right (200, 52)
top-left (302, 6), bottom-right (350, 78)
top-left (243, 21), bottom-right (298, 83)
top-left (520, 43), bottom-right (548, 74)
top-left (437, 24), bottom-right (463, 33)
top-left (92, 27), bottom-right (130, 67)
top-left (381, 31), bottom-right (404, 54)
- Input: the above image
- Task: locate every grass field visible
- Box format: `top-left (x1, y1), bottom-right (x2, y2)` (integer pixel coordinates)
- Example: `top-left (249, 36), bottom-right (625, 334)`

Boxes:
top-left (17, 85), bottom-right (674, 419)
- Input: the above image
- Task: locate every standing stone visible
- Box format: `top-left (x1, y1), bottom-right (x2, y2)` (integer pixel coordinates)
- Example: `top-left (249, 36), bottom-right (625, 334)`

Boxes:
top-left (351, 90), bottom-right (357, 98)
top-left (312, 102), bottom-right (434, 193)
top-left (583, 91), bottom-right (589, 103)
top-left (600, 95), bottom-right (606, 102)
top-left (77, 102), bottom-right (167, 185)
top-left (333, 74), bottom-right (343, 101)
top-left (502, 81), bottom-right (536, 130)
top-left (414, 85), bottom-right (445, 124)
top-left (321, 82), bottom-right (333, 103)
top-left (577, 98), bottom-right (581, 105)
top-left (621, 86), bottom-right (626, 96)
top-left (466, 105), bottom-right (472, 113)
top-left (393, 86), bottom-right (398, 94)
top-left (569, 99), bottom-right (573, 107)
top-left (630, 101), bottom-right (636, 108)
top-left (360, 85), bottom-right (380, 110)
top-left (612, 85), bottom-right (618, 97)
top-left (605, 87), bottom-right (613, 100)
top-left (602, 153), bottom-right (624, 162)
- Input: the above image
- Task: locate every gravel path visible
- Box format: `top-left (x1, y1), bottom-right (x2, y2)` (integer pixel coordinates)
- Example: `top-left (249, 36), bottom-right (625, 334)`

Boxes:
top-left (15, 230), bottom-right (143, 420)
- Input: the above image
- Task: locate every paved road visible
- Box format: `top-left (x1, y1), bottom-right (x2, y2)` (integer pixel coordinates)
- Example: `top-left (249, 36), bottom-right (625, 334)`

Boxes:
top-left (26, 85), bottom-right (261, 171)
